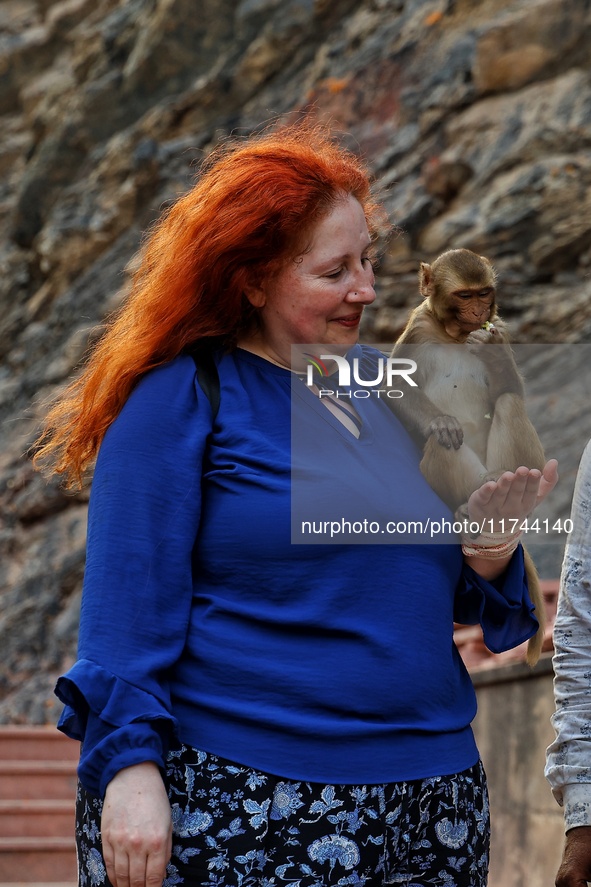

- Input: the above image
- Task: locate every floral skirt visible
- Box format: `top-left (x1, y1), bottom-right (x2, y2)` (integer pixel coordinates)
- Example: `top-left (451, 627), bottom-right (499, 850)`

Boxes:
top-left (76, 745), bottom-right (490, 887)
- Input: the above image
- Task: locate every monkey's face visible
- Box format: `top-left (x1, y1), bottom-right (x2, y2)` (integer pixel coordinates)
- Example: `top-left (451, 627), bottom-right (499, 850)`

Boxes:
top-left (420, 249), bottom-right (498, 340)
top-left (448, 287), bottom-right (495, 333)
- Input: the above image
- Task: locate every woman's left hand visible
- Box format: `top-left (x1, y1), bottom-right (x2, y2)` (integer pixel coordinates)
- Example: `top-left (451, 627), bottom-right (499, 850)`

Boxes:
top-left (467, 459), bottom-right (558, 530)
top-left (463, 459), bottom-right (558, 581)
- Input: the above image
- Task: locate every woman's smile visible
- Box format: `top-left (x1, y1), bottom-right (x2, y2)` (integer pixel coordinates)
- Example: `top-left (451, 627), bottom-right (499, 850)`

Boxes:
top-left (240, 193), bottom-right (376, 366)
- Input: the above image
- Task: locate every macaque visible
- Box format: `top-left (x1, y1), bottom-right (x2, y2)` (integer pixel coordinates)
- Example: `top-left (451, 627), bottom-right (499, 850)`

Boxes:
top-left (392, 248), bottom-right (546, 665)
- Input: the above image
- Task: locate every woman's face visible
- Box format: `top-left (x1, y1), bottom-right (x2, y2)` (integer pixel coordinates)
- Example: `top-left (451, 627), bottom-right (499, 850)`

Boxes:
top-left (244, 194), bottom-right (376, 366)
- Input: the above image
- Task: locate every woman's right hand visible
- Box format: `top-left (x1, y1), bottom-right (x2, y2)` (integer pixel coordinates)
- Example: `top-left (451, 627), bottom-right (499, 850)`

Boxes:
top-left (101, 761), bottom-right (172, 887)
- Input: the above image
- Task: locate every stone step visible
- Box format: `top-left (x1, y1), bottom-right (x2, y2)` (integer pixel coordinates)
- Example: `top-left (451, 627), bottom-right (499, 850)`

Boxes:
top-left (0, 762), bottom-right (77, 801)
top-left (0, 800), bottom-right (74, 839)
top-left (0, 727), bottom-right (79, 883)
top-left (0, 728), bottom-right (79, 762)
top-left (0, 883), bottom-right (76, 887)
top-left (0, 837), bottom-right (77, 883)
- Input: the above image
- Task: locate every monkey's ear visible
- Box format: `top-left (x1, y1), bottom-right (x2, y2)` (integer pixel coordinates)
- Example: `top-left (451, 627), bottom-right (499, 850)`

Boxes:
top-left (418, 262), bottom-right (432, 298)
top-left (479, 255), bottom-right (498, 287)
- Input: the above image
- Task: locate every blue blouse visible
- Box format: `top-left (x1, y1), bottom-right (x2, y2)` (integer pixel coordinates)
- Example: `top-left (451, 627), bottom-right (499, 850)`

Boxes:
top-left (56, 345), bottom-right (537, 796)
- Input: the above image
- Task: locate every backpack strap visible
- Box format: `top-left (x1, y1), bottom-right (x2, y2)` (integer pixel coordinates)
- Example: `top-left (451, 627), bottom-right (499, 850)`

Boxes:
top-left (185, 341), bottom-right (221, 420)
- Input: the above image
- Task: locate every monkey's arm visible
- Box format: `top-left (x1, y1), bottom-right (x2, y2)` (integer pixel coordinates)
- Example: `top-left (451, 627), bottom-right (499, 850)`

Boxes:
top-left (466, 326), bottom-right (525, 398)
top-left (392, 312), bottom-right (465, 447)
top-left (389, 339), bottom-right (464, 449)
top-left (387, 386), bottom-right (464, 450)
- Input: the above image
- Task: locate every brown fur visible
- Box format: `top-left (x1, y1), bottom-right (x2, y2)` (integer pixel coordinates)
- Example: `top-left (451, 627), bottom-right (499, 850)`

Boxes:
top-left (392, 249), bottom-right (546, 665)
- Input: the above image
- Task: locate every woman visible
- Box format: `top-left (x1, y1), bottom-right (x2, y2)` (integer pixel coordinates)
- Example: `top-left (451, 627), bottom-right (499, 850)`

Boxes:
top-left (35, 122), bottom-right (557, 887)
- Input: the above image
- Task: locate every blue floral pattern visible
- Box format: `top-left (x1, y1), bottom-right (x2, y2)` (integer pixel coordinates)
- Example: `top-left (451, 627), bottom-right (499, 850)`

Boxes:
top-left (75, 746), bottom-right (489, 886)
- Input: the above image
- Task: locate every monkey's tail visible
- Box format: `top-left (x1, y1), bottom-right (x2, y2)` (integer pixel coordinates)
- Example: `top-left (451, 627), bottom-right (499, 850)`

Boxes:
top-left (523, 546), bottom-right (545, 667)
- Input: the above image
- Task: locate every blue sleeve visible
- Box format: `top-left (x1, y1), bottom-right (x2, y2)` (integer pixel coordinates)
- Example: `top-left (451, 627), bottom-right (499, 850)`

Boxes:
top-left (54, 355), bottom-right (212, 797)
top-left (454, 545), bottom-right (539, 653)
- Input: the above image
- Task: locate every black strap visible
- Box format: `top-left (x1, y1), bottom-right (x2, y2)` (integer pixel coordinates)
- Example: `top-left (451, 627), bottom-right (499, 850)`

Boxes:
top-left (185, 341), bottom-right (221, 420)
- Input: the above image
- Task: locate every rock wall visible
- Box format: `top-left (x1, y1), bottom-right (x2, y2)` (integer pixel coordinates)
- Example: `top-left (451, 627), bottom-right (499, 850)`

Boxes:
top-left (1, 0), bottom-right (591, 722)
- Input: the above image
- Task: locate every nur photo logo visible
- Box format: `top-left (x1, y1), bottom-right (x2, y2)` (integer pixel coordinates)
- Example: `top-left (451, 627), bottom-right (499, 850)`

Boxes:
top-left (303, 352), bottom-right (418, 399)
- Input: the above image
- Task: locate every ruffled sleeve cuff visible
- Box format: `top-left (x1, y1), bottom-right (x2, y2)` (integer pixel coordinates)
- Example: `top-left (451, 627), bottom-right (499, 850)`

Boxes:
top-left (55, 659), bottom-right (178, 797)
top-left (454, 546), bottom-right (539, 653)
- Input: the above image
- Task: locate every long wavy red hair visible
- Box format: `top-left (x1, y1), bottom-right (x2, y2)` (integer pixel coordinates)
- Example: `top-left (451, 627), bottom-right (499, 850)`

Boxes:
top-left (34, 121), bottom-right (384, 488)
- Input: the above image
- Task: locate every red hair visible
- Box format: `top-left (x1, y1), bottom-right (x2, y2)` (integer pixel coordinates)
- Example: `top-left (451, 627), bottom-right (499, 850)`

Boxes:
top-left (34, 121), bottom-right (384, 487)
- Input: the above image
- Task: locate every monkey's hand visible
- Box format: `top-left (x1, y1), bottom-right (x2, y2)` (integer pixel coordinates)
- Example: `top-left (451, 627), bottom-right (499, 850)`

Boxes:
top-left (555, 826), bottom-right (591, 887)
top-left (426, 414), bottom-right (464, 450)
top-left (465, 335), bottom-right (525, 397)
top-left (466, 328), bottom-right (495, 346)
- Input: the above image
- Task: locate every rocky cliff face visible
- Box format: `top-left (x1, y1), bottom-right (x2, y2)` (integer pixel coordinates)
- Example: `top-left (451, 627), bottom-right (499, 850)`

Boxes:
top-left (1, 0), bottom-right (591, 722)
